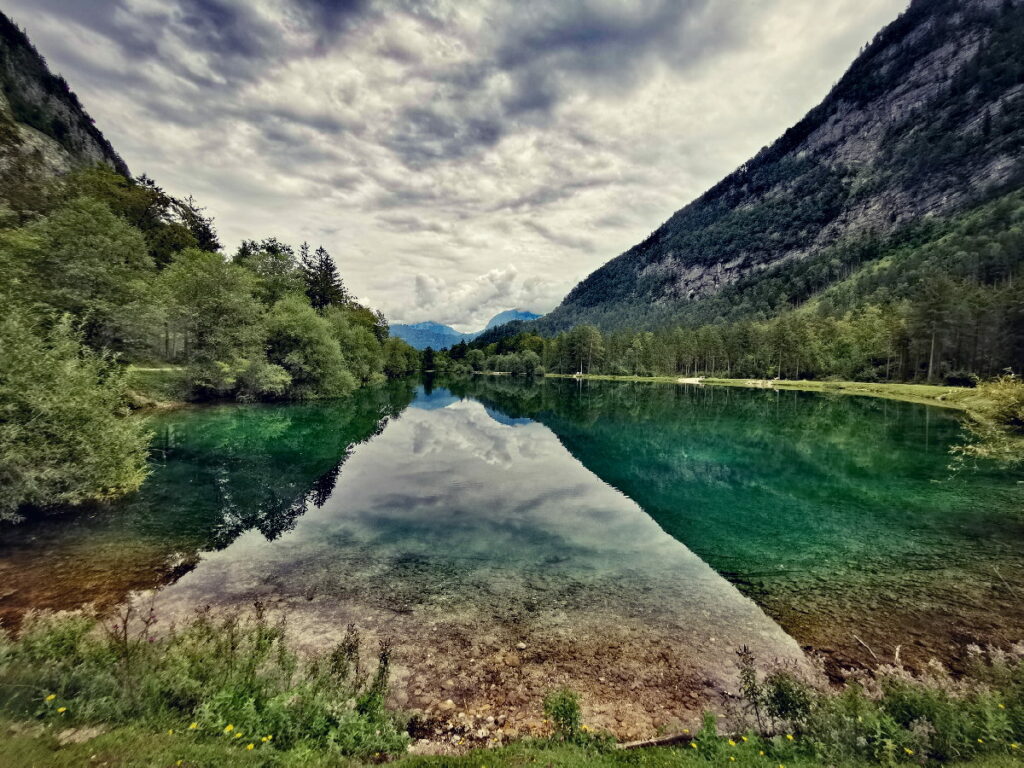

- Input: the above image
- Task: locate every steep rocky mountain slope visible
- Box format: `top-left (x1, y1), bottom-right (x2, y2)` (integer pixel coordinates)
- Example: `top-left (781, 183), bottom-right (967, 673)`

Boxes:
top-left (538, 0), bottom-right (1024, 332)
top-left (0, 12), bottom-right (127, 213)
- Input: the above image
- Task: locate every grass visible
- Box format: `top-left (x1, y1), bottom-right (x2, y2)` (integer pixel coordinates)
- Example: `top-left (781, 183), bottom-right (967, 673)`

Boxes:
top-left (4, 721), bottom-right (1022, 768)
top-left (125, 364), bottom-right (190, 408)
top-left (4, 609), bottom-right (1024, 767)
top-left (0, 605), bottom-right (408, 764)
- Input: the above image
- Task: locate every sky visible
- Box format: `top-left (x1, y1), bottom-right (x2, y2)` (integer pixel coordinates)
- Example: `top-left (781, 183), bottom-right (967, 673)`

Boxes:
top-left (4, 0), bottom-right (907, 331)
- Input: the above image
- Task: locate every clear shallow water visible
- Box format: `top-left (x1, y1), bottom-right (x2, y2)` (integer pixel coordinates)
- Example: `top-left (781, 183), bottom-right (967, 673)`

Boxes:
top-left (1, 376), bottom-right (1022, 734)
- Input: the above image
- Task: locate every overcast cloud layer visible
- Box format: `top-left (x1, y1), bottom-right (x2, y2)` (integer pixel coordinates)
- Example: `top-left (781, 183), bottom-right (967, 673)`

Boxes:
top-left (5, 0), bottom-right (906, 330)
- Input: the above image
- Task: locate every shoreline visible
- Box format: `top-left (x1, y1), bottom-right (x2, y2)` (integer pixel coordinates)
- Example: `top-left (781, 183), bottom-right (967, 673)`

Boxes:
top-left (544, 373), bottom-right (989, 414)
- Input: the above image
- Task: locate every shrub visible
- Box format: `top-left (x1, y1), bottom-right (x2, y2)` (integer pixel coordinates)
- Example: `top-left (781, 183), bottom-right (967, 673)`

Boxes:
top-left (543, 688), bottom-right (583, 742)
top-left (0, 605), bottom-right (408, 760)
top-left (0, 311), bottom-right (150, 521)
top-left (735, 646), bottom-right (1024, 764)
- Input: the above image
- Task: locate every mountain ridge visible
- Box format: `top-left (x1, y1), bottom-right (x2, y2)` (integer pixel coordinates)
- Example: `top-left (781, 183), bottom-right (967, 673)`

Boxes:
top-left (0, 11), bottom-right (128, 214)
top-left (392, 309), bottom-right (541, 349)
top-left (529, 0), bottom-right (1024, 334)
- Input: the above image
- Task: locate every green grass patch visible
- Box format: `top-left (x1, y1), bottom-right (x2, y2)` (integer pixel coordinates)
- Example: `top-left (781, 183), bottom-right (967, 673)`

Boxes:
top-left (126, 364), bottom-right (190, 406)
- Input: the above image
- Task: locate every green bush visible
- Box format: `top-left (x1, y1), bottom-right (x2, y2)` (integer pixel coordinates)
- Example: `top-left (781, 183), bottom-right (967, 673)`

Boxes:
top-left (543, 688), bottom-right (583, 742)
top-left (0, 311), bottom-right (151, 521)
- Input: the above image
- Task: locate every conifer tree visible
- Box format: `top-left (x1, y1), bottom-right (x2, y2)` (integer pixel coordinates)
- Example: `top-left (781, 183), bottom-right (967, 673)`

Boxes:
top-left (300, 242), bottom-right (347, 312)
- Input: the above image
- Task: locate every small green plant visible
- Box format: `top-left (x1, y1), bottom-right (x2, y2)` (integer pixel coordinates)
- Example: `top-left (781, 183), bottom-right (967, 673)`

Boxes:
top-left (0, 603), bottom-right (408, 760)
top-left (543, 687), bottom-right (583, 742)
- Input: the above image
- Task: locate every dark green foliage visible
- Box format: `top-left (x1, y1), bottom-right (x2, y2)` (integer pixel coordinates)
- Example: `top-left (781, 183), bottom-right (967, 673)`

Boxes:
top-left (264, 296), bottom-right (355, 399)
top-left (234, 238), bottom-right (304, 306)
top-left (300, 243), bottom-right (348, 312)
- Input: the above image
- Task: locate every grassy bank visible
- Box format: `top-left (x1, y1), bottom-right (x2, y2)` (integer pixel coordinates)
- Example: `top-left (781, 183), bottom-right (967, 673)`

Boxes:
top-left (3, 609), bottom-right (1024, 768)
top-left (545, 373), bottom-right (989, 413)
top-left (5, 723), bottom-right (1023, 768)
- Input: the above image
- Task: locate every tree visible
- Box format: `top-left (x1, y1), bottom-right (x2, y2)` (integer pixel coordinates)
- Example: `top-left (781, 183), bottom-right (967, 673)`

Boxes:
top-left (301, 243), bottom-right (348, 312)
top-left (466, 348), bottom-right (486, 371)
top-left (234, 237), bottom-right (303, 306)
top-left (0, 310), bottom-right (150, 521)
top-left (1, 196), bottom-right (155, 349)
top-left (264, 295), bottom-right (354, 399)
top-left (158, 249), bottom-right (264, 395)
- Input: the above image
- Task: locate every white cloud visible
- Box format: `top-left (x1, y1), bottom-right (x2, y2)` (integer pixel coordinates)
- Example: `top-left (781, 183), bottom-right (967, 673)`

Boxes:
top-left (4, 0), bottom-right (908, 326)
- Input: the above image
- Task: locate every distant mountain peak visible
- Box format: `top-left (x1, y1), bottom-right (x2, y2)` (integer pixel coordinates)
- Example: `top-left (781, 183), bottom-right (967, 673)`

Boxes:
top-left (391, 309), bottom-right (543, 349)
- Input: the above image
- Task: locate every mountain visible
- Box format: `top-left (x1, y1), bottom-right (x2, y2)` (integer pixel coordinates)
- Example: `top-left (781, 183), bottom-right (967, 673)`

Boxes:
top-left (485, 309), bottom-right (541, 329)
top-left (392, 309), bottom-right (542, 349)
top-left (534, 0), bottom-right (1024, 334)
top-left (388, 321), bottom-right (474, 350)
top-left (0, 12), bottom-right (128, 212)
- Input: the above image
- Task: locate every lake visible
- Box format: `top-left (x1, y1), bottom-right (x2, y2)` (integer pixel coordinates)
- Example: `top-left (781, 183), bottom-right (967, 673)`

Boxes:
top-left (1, 376), bottom-right (1021, 739)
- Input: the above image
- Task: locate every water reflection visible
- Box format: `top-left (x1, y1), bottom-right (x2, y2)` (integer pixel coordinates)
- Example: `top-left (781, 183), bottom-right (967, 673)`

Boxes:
top-left (0, 381), bottom-right (415, 625)
top-left (448, 376), bottom-right (1024, 673)
top-left (147, 389), bottom-right (805, 736)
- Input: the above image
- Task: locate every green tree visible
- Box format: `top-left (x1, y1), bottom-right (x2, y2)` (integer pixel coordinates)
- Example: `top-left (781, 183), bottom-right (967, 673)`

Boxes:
top-left (301, 243), bottom-right (348, 312)
top-left (0, 196), bottom-right (154, 349)
top-left (265, 295), bottom-right (355, 399)
top-left (158, 249), bottom-right (264, 395)
top-left (233, 237), bottom-right (303, 306)
top-left (0, 311), bottom-right (150, 521)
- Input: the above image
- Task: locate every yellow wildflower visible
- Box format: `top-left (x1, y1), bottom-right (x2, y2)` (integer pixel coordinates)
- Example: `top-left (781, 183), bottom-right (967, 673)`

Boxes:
top-left (741, 736), bottom-right (749, 742)
top-left (267, 735), bottom-right (273, 741)
top-left (246, 743), bottom-right (255, 751)
top-left (728, 739), bottom-right (736, 746)
top-left (189, 722), bottom-right (198, 730)
top-left (730, 758), bottom-right (736, 762)
top-left (978, 739), bottom-right (985, 744)
top-left (56, 707), bottom-right (67, 714)
top-left (168, 729), bottom-right (175, 735)
top-left (45, 694), bottom-right (56, 703)
top-left (235, 732), bottom-right (243, 739)
top-left (224, 725), bottom-right (234, 733)
top-left (904, 748), bottom-right (914, 755)
top-left (261, 736), bottom-right (269, 743)
top-left (1010, 743), bottom-right (1019, 749)
top-left (999, 704), bottom-right (1006, 709)
top-left (690, 742), bottom-right (698, 749)
top-left (786, 734), bottom-right (794, 741)
top-left (759, 751), bottom-right (766, 756)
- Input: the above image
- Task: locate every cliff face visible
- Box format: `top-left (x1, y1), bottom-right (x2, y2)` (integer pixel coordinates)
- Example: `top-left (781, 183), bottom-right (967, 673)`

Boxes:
top-left (544, 0), bottom-right (1024, 331)
top-left (0, 11), bottom-right (127, 206)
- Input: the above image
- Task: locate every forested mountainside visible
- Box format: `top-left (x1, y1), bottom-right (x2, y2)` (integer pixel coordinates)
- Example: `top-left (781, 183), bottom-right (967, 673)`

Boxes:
top-left (0, 13), bottom-right (128, 216)
top-left (537, 0), bottom-right (1024, 333)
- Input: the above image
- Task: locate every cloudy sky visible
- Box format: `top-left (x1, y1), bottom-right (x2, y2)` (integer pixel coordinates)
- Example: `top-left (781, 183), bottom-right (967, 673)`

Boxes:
top-left (5, 0), bottom-right (906, 330)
